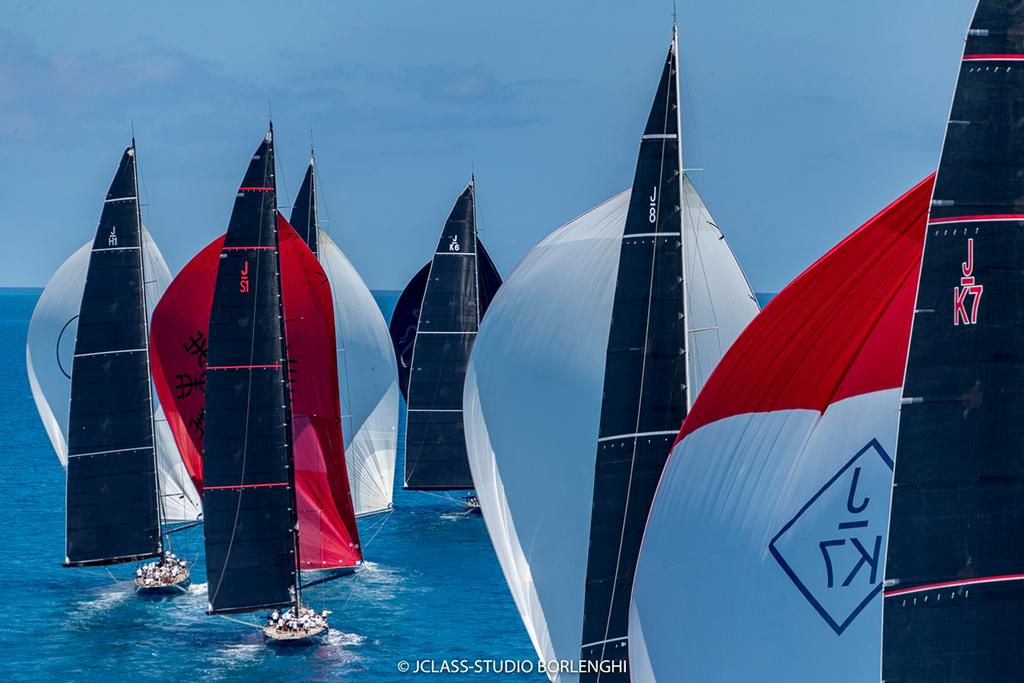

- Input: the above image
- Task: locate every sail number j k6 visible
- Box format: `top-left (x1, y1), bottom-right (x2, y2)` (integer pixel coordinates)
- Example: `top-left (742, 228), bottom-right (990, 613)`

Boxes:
top-left (954, 238), bottom-right (982, 326)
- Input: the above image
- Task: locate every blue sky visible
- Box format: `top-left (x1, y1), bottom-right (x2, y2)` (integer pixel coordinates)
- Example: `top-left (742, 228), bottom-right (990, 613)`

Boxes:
top-left (1, 0), bottom-right (974, 291)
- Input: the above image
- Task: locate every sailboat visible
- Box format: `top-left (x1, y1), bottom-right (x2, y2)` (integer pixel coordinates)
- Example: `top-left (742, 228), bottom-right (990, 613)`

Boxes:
top-left (883, 1), bottom-right (1024, 679)
top-left (289, 152), bottom-right (400, 518)
top-left (627, 176), bottom-right (932, 681)
top-left (149, 128), bottom-right (362, 640)
top-left (463, 26), bottom-right (758, 681)
top-left (632, 2), bottom-right (1024, 681)
top-left (26, 141), bottom-right (201, 592)
top-left (389, 180), bottom-right (502, 504)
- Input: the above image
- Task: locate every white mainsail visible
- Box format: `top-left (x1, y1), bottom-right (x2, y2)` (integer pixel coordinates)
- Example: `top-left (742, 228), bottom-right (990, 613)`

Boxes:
top-left (27, 227), bottom-right (201, 522)
top-left (318, 229), bottom-right (399, 517)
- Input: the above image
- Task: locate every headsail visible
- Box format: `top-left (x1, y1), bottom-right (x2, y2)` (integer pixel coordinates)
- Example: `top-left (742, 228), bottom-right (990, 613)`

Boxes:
top-left (627, 177), bottom-right (933, 682)
top-left (397, 182), bottom-right (502, 491)
top-left (318, 230), bottom-right (399, 517)
top-left (278, 219), bottom-right (362, 569)
top-left (202, 130), bottom-right (298, 613)
top-left (465, 192), bottom-right (631, 674)
top-left (883, 2), bottom-right (1024, 679)
top-left (465, 30), bottom-right (759, 681)
top-left (291, 158), bottom-right (399, 517)
top-left (64, 144), bottom-right (162, 566)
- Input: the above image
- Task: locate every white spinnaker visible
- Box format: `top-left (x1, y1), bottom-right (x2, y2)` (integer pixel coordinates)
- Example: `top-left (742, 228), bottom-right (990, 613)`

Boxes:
top-left (628, 392), bottom-right (900, 682)
top-left (318, 229), bottom-right (399, 517)
top-left (27, 228), bottom-right (201, 522)
top-left (27, 240), bottom-right (90, 466)
top-left (465, 192), bottom-right (629, 681)
top-left (682, 174), bottom-right (760, 398)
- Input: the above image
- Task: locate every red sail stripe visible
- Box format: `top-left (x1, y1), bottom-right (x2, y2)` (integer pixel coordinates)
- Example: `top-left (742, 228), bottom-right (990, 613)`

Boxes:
top-left (205, 482), bottom-right (289, 491)
top-left (221, 245), bottom-right (276, 251)
top-left (928, 213), bottom-right (1024, 224)
top-left (884, 574), bottom-right (1024, 598)
top-left (238, 186), bottom-right (275, 191)
top-left (206, 364), bottom-right (281, 370)
top-left (678, 175), bottom-right (934, 443)
top-left (963, 54), bottom-right (1024, 60)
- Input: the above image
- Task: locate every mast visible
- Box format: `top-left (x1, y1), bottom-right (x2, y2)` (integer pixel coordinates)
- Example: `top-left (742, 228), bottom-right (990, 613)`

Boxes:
top-left (273, 126), bottom-right (304, 612)
top-left (673, 23), bottom-right (692, 410)
top-left (132, 138), bottom-right (168, 557)
top-left (579, 29), bottom-right (685, 679)
top-left (883, 1), bottom-right (1024, 679)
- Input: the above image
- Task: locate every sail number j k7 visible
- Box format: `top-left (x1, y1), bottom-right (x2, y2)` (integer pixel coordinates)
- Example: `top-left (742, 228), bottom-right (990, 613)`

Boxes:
top-left (954, 238), bottom-right (982, 326)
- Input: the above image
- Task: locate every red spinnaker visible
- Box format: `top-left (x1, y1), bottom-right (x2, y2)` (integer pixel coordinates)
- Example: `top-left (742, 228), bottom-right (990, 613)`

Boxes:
top-left (277, 214), bottom-right (361, 569)
top-left (151, 215), bottom-right (362, 570)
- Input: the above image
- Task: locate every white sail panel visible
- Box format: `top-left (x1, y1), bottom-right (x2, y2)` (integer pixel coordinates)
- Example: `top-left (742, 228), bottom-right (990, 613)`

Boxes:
top-left (318, 229), bottom-right (399, 517)
top-left (465, 192), bottom-right (629, 679)
top-left (682, 174), bottom-right (759, 399)
top-left (630, 395), bottom-right (899, 681)
top-left (26, 241), bottom-right (90, 466)
top-left (142, 227), bottom-right (202, 522)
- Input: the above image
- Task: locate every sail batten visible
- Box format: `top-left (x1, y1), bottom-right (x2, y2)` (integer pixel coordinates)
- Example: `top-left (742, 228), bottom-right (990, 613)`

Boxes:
top-left (64, 145), bottom-right (163, 566)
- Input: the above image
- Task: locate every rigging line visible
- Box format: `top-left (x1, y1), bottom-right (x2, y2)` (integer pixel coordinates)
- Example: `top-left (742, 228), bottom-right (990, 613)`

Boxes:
top-left (361, 509), bottom-right (393, 550)
top-left (595, 57), bottom-right (677, 673)
top-left (216, 613), bottom-right (264, 630)
top-left (104, 566), bottom-right (120, 586)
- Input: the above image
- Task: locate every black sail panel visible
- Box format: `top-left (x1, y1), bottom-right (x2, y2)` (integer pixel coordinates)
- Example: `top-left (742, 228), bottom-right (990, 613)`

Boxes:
top-left (390, 261), bottom-right (431, 400)
top-left (289, 159), bottom-right (318, 258)
top-left (884, 3), bottom-right (1024, 681)
top-left (579, 37), bottom-right (686, 678)
top-left (477, 239), bottom-right (503, 316)
top-left (403, 185), bottom-right (480, 490)
top-left (202, 131), bottom-right (298, 614)
top-left (65, 145), bottom-right (162, 566)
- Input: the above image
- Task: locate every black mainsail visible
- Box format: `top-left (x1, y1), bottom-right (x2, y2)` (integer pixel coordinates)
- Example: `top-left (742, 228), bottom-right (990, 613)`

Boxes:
top-left (883, 2), bottom-right (1024, 680)
top-left (65, 143), bottom-right (163, 567)
top-left (202, 129), bottom-right (299, 614)
top-left (391, 182), bottom-right (502, 490)
top-left (579, 31), bottom-right (686, 677)
top-left (290, 156), bottom-right (319, 258)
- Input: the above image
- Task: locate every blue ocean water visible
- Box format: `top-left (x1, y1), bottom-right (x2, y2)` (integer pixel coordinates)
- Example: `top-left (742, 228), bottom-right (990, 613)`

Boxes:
top-left (0, 289), bottom-right (541, 682)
